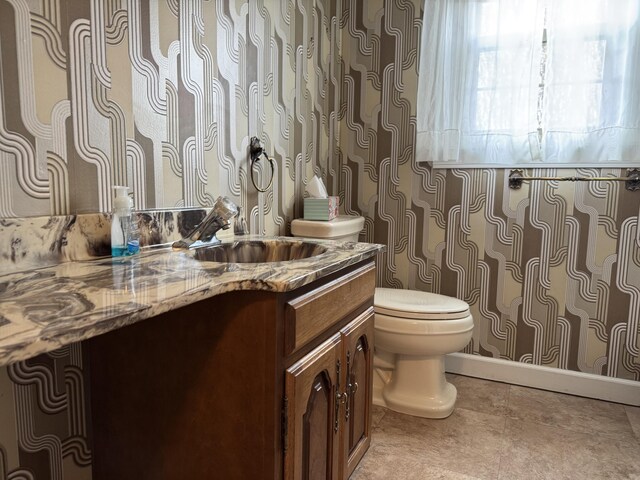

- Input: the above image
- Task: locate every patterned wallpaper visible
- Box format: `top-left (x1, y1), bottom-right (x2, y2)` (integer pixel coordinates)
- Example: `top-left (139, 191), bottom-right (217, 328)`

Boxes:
top-left (337, 0), bottom-right (640, 381)
top-left (1, 0), bottom-right (639, 478)
top-left (0, 0), bottom-right (338, 237)
top-left (0, 345), bottom-right (92, 480)
top-left (0, 0), bottom-right (338, 477)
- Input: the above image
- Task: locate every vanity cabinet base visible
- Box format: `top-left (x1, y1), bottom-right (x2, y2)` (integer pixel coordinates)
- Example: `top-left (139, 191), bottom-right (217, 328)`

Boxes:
top-left (88, 260), bottom-right (375, 480)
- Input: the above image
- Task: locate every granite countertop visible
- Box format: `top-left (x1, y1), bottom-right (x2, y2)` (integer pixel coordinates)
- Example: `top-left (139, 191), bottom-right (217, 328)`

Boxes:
top-left (0, 235), bottom-right (383, 367)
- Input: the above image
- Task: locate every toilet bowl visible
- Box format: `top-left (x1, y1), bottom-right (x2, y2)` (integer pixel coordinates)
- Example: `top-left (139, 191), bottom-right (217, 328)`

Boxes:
top-left (373, 288), bottom-right (474, 419)
top-left (290, 217), bottom-right (473, 418)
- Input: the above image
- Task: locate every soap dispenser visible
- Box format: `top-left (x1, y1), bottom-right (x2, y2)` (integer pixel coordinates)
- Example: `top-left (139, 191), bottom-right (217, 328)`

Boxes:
top-left (111, 186), bottom-right (133, 257)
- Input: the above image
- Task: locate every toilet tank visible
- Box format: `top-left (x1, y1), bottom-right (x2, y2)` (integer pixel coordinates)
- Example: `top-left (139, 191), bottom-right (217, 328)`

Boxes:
top-left (291, 216), bottom-right (365, 242)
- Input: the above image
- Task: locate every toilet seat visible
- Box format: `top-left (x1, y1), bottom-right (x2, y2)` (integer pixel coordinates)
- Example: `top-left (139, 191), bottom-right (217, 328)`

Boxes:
top-left (374, 288), bottom-right (471, 320)
top-left (374, 288), bottom-right (473, 336)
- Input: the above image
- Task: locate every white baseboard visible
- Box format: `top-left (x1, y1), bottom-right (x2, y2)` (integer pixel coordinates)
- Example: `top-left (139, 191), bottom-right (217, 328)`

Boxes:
top-left (445, 353), bottom-right (640, 406)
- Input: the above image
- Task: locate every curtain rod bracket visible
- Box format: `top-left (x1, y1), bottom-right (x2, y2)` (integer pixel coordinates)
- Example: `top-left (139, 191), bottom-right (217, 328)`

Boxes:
top-left (627, 168), bottom-right (640, 191)
top-left (508, 169), bottom-right (525, 190)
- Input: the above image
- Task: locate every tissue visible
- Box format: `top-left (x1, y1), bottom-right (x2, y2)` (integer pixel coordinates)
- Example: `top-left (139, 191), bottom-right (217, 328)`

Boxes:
top-left (306, 175), bottom-right (328, 198)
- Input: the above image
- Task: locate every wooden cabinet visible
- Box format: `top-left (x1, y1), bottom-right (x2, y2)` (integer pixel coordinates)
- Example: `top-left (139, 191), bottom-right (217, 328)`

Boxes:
top-left (284, 333), bottom-right (342, 480)
top-left (284, 309), bottom-right (374, 480)
top-left (89, 259), bottom-right (376, 480)
top-left (341, 311), bottom-right (374, 478)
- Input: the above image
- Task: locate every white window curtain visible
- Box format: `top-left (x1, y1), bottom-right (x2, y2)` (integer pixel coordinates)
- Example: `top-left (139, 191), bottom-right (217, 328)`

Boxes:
top-left (416, 0), bottom-right (640, 168)
top-left (544, 0), bottom-right (640, 165)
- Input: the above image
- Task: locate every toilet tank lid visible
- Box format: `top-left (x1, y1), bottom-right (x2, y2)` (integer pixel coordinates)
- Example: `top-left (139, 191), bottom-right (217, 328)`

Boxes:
top-left (375, 288), bottom-right (470, 317)
top-left (291, 216), bottom-right (365, 239)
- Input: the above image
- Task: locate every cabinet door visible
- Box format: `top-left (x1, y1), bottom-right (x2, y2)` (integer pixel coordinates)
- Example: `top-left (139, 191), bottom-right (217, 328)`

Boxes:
top-left (285, 333), bottom-right (343, 480)
top-left (340, 308), bottom-right (374, 478)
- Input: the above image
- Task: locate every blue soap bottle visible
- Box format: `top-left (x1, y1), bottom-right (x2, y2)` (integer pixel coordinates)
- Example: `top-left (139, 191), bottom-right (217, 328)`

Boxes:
top-left (111, 186), bottom-right (132, 257)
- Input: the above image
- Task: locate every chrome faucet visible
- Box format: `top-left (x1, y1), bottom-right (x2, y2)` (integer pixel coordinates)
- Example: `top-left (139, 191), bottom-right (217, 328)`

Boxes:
top-left (172, 196), bottom-right (239, 249)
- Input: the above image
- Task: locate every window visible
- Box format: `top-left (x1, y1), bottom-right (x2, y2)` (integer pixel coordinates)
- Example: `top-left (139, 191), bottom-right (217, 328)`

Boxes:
top-left (416, 0), bottom-right (640, 168)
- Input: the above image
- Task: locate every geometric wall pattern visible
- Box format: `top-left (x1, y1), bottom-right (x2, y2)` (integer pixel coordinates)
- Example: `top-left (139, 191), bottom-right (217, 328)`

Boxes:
top-left (0, 0), bottom-right (638, 478)
top-left (337, 0), bottom-right (640, 381)
top-left (0, 345), bottom-right (92, 480)
top-left (0, 0), bottom-right (338, 477)
top-left (0, 0), bottom-right (338, 238)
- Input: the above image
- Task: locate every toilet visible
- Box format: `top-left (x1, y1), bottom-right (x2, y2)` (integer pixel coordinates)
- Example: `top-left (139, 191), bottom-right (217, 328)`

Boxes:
top-left (373, 288), bottom-right (473, 418)
top-left (291, 215), bottom-right (474, 419)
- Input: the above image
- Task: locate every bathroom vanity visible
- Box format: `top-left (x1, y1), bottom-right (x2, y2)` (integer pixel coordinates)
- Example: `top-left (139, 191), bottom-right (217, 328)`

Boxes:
top-left (0, 236), bottom-right (383, 480)
top-left (89, 259), bottom-right (375, 480)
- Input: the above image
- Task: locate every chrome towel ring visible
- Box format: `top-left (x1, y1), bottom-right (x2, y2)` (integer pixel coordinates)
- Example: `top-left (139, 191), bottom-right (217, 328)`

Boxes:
top-left (249, 136), bottom-right (275, 193)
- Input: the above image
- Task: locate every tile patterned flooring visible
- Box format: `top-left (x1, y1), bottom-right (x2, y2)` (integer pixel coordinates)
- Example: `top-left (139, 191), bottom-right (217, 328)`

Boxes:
top-left (352, 375), bottom-right (640, 480)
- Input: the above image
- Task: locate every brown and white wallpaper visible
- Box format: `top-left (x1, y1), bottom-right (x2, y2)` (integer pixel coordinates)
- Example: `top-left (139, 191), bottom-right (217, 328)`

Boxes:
top-left (1, 0), bottom-right (639, 478)
top-left (0, 0), bottom-right (338, 236)
top-left (0, 346), bottom-right (92, 480)
top-left (0, 0), bottom-right (338, 477)
top-left (337, 0), bottom-right (640, 381)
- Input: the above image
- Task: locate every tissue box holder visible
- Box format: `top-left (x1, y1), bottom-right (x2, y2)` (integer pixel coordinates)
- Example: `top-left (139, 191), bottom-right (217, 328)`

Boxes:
top-left (303, 197), bottom-right (339, 221)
